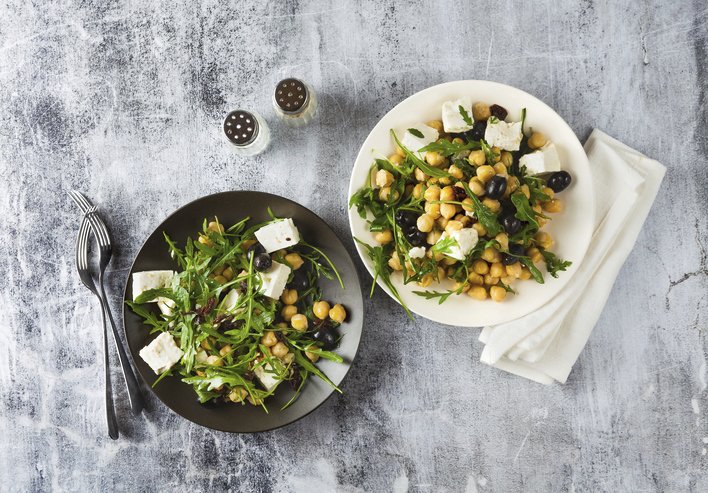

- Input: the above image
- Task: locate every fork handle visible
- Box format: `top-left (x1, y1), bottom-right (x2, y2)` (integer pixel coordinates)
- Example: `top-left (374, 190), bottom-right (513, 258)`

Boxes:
top-left (100, 303), bottom-right (120, 440)
top-left (99, 280), bottom-right (145, 415)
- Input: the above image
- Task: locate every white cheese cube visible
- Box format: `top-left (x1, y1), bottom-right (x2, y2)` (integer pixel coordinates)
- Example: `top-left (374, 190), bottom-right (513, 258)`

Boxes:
top-left (484, 119), bottom-right (523, 151)
top-left (258, 261), bottom-right (291, 299)
top-left (132, 270), bottom-right (174, 301)
top-left (195, 350), bottom-right (209, 364)
top-left (408, 246), bottom-right (427, 259)
top-left (436, 228), bottom-right (479, 261)
top-left (442, 97), bottom-right (474, 133)
top-left (254, 363), bottom-right (281, 392)
top-left (221, 289), bottom-right (242, 312)
top-left (399, 124), bottom-right (439, 158)
top-left (254, 218), bottom-right (300, 253)
top-left (156, 297), bottom-right (175, 316)
top-left (519, 143), bottom-right (562, 175)
top-left (139, 332), bottom-right (183, 374)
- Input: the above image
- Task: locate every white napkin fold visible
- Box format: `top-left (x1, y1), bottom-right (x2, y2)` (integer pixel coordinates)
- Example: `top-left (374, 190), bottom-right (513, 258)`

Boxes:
top-left (478, 130), bottom-right (666, 384)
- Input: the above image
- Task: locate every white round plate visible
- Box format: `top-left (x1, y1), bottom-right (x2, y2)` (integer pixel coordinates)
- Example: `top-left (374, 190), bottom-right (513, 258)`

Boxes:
top-left (347, 80), bottom-right (594, 327)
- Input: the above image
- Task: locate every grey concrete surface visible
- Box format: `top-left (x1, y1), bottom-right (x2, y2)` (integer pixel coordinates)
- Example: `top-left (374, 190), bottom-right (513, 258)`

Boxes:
top-left (1, 0), bottom-right (706, 491)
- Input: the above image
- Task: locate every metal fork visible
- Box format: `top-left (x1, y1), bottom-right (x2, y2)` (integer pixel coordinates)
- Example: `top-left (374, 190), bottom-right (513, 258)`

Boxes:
top-left (69, 191), bottom-right (145, 415)
top-left (76, 212), bottom-right (119, 440)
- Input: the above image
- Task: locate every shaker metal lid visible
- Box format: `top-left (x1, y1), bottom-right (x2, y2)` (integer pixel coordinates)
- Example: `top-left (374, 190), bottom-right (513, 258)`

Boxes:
top-left (274, 78), bottom-right (308, 113)
top-left (224, 110), bottom-right (259, 145)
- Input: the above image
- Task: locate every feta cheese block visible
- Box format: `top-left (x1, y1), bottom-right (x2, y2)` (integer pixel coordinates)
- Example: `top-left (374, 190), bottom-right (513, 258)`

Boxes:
top-left (258, 261), bottom-right (292, 299)
top-left (519, 142), bottom-right (562, 175)
top-left (399, 124), bottom-right (439, 158)
top-left (254, 363), bottom-right (281, 392)
top-left (442, 97), bottom-right (474, 133)
top-left (157, 297), bottom-right (175, 316)
top-left (408, 246), bottom-right (427, 259)
top-left (139, 332), bottom-right (183, 374)
top-left (436, 228), bottom-right (479, 261)
top-left (221, 289), bottom-right (242, 312)
top-left (484, 119), bottom-right (523, 151)
top-left (254, 218), bottom-right (300, 253)
top-left (132, 270), bottom-right (174, 301)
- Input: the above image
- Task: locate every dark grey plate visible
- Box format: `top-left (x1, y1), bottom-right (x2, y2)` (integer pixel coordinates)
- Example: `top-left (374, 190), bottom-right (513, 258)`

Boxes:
top-left (122, 191), bottom-right (364, 433)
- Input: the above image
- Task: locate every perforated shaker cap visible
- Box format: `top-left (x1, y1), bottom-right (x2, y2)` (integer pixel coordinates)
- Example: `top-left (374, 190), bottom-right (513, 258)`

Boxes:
top-left (274, 78), bottom-right (309, 114)
top-left (224, 110), bottom-right (259, 146)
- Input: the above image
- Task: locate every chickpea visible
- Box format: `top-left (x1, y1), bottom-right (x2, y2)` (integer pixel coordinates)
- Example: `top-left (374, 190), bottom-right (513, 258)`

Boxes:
top-left (436, 216), bottom-right (449, 230)
top-left (305, 345), bottom-right (320, 363)
top-left (519, 268), bottom-right (532, 280)
top-left (374, 230), bottom-right (393, 245)
top-left (388, 254), bottom-right (403, 271)
top-left (207, 221), bottom-right (225, 233)
top-left (440, 203), bottom-right (457, 219)
top-left (271, 342), bottom-right (289, 358)
top-left (520, 184), bottom-right (530, 199)
top-left (493, 162), bottom-right (508, 176)
top-left (201, 337), bottom-right (215, 350)
top-left (426, 120), bottom-right (444, 133)
top-left (472, 259), bottom-right (489, 275)
top-left (458, 198), bottom-right (473, 213)
top-left (429, 249), bottom-right (445, 262)
top-left (206, 355), bottom-right (223, 366)
top-left (418, 273), bottom-right (434, 288)
top-left (379, 186), bottom-right (398, 202)
top-left (416, 214), bottom-right (435, 233)
top-left (472, 222), bottom-right (487, 237)
top-left (482, 197), bottom-right (501, 213)
top-left (412, 183), bottom-right (424, 199)
top-left (329, 304), bottom-right (347, 324)
top-left (490, 147), bottom-right (501, 163)
top-left (440, 186), bottom-right (455, 202)
top-left (213, 264), bottom-right (226, 276)
top-left (500, 151), bottom-right (513, 167)
top-left (438, 176), bottom-right (452, 186)
top-left (490, 262), bottom-right (506, 278)
top-left (448, 164), bottom-right (464, 179)
top-left (468, 177), bottom-right (485, 196)
top-left (481, 247), bottom-right (501, 263)
top-left (542, 186), bottom-right (555, 199)
top-left (476, 165), bottom-right (496, 183)
top-left (281, 304), bottom-right (297, 322)
top-left (472, 102), bottom-right (491, 121)
top-left (427, 177), bottom-right (439, 186)
top-left (495, 233), bottom-right (509, 251)
top-left (426, 230), bottom-right (442, 245)
top-left (376, 169), bottom-right (394, 188)
top-left (445, 220), bottom-right (464, 234)
top-left (424, 185), bottom-right (441, 202)
top-left (484, 274), bottom-right (499, 286)
top-left (526, 246), bottom-right (543, 263)
top-left (213, 275), bottom-right (227, 284)
top-left (490, 286), bottom-right (507, 302)
top-left (415, 168), bottom-right (429, 182)
top-left (454, 281), bottom-right (471, 293)
top-left (389, 153), bottom-right (404, 166)
top-left (543, 199), bottom-right (563, 213)
top-left (468, 150), bottom-right (486, 166)
top-left (282, 352), bottom-right (295, 365)
top-left (528, 132), bottom-right (547, 150)
top-left (219, 344), bottom-right (233, 357)
top-left (425, 201), bottom-right (441, 219)
top-left (468, 285), bottom-right (488, 300)
top-left (501, 276), bottom-right (515, 285)
top-left (313, 300), bottom-right (331, 320)
top-left (425, 151), bottom-right (445, 167)
top-left (468, 272), bottom-right (485, 285)
top-left (442, 256), bottom-right (457, 266)
top-left (395, 144), bottom-right (406, 158)
top-left (198, 235), bottom-right (213, 247)
top-left (291, 314), bottom-right (308, 331)
top-left (261, 331), bottom-right (278, 347)
top-left (506, 262), bottom-right (523, 278)
top-left (281, 289), bottom-right (298, 305)
top-left (457, 215), bottom-right (472, 227)
top-left (228, 387), bottom-right (248, 403)
top-left (222, 266), bottom-right (234, 281)
top-left (535, 231), bottom-right (554, 249)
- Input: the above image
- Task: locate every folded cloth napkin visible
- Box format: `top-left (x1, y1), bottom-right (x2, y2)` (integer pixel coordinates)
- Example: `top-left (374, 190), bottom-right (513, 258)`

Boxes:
top-left (478, 129), bottom-right (666, 384)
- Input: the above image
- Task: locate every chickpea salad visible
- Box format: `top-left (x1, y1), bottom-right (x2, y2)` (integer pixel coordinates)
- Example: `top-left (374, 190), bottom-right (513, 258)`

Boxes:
top-left (126, 212), bottom-right (348, 411)
top-left (350, 98), bottom-right (574, 311)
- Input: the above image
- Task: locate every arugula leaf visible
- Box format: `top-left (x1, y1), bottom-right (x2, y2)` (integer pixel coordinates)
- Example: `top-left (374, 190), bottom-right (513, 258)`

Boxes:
top-left (458, 105), bottom-right (473, 126)
top-left (407, 128), bottom-right (424, 138)
top-left (520, 107), bottom-right (527, 134)
top-left (418, 139), bottom-right (480, 157)
top-left (462, 184), bottom-right (502, 236)
top-left (520, 257), bottom-right (544, 284)
top-left (412, 289), bottom-right (459, 304)
top-left (431, 235), bottom-right (457, 255)
top-left (391, 130), bottom-right (450, 179)
top-left (511, 192), bottom-right (539, 230)
top-left (540, 248), bottom-right (572, 278)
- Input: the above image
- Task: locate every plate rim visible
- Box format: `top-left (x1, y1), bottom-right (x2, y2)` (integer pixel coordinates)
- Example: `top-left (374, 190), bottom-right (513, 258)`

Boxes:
top-left (122, 190), bottom-right (364, 433)
top-left (347, 79), bottom-right (595, 326)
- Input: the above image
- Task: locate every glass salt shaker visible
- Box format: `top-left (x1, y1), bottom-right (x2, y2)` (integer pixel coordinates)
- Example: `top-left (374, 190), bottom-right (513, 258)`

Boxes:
top-left (272, 78), bottom-right (317, 126)
top-left (223, 110), bottom-right (270, 156)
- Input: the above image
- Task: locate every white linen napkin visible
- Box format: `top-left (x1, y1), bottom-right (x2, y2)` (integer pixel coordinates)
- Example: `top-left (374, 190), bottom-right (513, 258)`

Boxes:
top-left (478, 129), bottom-right (666, 384)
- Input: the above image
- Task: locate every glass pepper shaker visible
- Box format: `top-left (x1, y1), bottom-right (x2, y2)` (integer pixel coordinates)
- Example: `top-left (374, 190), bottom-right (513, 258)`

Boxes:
top-left (223, 110), bottom-right (270, 156)
top-left (272, 78), bottom-right (317, 126)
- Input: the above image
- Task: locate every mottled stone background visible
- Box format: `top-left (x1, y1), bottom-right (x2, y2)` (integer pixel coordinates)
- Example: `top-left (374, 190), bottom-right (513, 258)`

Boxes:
top-left (1, 0), bottom-right (706, 491)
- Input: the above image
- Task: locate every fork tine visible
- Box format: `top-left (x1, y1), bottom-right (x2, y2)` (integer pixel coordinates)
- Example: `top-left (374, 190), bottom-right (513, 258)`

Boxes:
top-left (69, 190), bottom-right (90, 213)
top-left (87, 210), bottom-right (110, 247)
top-left (71, 190), bottom-right (94, 211)
top-left (76, 217), bottom-right (91, 270)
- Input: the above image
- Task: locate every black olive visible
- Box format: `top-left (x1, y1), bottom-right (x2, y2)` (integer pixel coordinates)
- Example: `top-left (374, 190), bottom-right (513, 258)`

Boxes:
top-left (547, 171), bottom-right (572, 193)
top-left (288, 269), bottom-right (309, 291)
top-left (509, 243), bottom-right (525, 256)
top-left (253, 253), bottom-right (272, 272)
top-left (247, 242), bottom-right (266, 260)
top-left (485, 175), bottom-right (507, 199)
top-left (465, 121), bottom-right (487, 141)
top-left (395, 210), bottom-right (418, 227)
top-left (404, 224), bottom-right (419, 236)
top-left (406, 229), bottom-right (427, 247)
top-left (501, 244), bottom-right (526, 265)
top-left (452, 186), bottom-right (467, 201)
top-left (313, 328), bottom-right (338, 350)
top-left (490, 104), bottom-right (508, 121)
top-left (501, 214), bottom-right (523, 235)
top-left (500, 199), bottom-right (515, 216)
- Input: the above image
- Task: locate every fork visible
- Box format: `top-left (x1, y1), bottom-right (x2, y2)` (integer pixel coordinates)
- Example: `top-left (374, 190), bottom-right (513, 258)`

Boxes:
top-left (69, 191), bottom-right (145, 415)
top-left (76, 212), bottom-right (119, 440)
